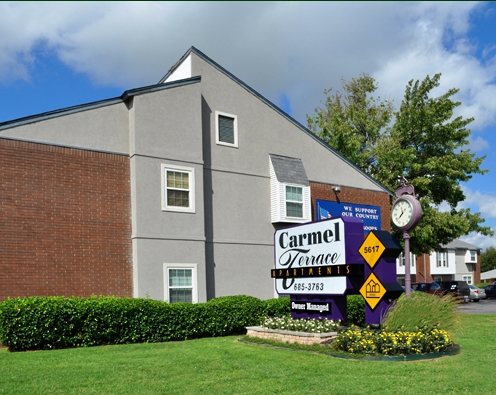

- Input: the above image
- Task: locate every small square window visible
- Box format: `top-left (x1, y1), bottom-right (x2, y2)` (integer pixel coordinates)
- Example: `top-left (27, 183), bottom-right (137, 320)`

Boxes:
top-left (161, 164), bottom-right (195, 213)
top-left (216, 111), bottom-right (238, 147)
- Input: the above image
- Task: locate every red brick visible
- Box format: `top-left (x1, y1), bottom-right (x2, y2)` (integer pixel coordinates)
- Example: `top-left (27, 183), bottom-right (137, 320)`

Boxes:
top-left (0, 138), bottom-right (132, 300)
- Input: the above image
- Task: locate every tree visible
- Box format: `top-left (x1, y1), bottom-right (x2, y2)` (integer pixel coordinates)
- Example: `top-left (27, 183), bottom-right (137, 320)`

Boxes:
top-left (308, 73), bottom-right (493, 254)
top-left (307, 73), bottom-right (394, 172)
top-left (481, 246), bottom-right (496, 273)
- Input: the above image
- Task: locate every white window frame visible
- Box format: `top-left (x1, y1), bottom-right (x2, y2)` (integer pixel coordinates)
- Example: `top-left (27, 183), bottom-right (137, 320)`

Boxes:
top-left (436, 251), bottom-right (448, 267)
top-left (163, 263), bottom-right (198, 303)
top-left (285, 185), bottom-right (304, 218)
top-left (161, 164), bottom-right (195, 213)
top-left (463, 275), bottom-right (472, 285)
top-left (398, 252), bottom-right (415, 267)
top-left (470, 250), bottom-right (476, 262)
top-left (215, 111), bottom-right (238, 148)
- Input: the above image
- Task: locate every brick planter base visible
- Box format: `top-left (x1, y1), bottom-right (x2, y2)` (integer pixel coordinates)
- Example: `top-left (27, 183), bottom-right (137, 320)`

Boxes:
top-left (246, 326), bottom-right (338, 346)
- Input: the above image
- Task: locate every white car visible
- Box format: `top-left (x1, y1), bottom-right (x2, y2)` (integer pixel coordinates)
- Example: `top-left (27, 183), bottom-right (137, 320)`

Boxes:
top-left (469, 285), bottom-right (486, 302)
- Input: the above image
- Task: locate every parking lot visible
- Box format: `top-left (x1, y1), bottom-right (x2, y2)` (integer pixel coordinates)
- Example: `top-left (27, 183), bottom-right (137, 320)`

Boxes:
top-left (458, 298), bottom-right (496, 314)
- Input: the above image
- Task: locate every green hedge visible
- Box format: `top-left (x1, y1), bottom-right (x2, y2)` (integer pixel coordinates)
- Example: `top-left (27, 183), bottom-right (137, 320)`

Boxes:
top-left (0, 295), bottom-right (367, 352)
top-left (0, 295), bottom-right (284, 352)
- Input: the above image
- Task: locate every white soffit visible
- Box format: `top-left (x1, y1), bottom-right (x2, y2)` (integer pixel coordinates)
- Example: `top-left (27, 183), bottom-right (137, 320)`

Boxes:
top-left (163, 54), bottom-right (192, 83)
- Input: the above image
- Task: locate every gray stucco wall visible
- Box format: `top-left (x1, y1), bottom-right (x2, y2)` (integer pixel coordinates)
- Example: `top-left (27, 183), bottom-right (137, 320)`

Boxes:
top-left (0, 102), bottom-right (129, 154)
top-left (129, 81), bottom-right (208, 301)
top-left (187, 52), bottom-right (387, 300)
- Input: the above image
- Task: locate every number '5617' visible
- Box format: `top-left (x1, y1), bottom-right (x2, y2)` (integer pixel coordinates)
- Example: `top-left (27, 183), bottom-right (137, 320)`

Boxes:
top-left (364, 246), bottom-right (380, 253)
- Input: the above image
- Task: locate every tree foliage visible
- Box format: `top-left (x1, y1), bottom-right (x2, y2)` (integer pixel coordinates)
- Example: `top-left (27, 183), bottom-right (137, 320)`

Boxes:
top-left (307, 73), bottom-right (394, 171)
top-left (308, 73), bottom-right (493, 254)
top-left (481, 246), bottom-right (496, 273)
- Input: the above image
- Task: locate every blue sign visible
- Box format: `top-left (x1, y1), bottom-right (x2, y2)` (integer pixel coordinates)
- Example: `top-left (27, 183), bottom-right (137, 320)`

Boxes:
top-left (316, 200), bottom-right (381, 233)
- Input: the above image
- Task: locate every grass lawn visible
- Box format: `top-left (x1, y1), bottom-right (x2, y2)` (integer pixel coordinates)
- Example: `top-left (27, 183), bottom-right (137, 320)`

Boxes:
top-left (1, 314), bottom-right (495, 395)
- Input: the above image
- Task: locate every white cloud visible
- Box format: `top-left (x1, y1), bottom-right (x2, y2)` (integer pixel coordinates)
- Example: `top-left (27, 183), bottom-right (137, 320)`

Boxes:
top-left (461, 186), bottom-right (496, 218)
top-left (467, 135), bottom-right (490, 151)
top-left (460, 231), bottom-right (496, 250)
top-left (1, 1), bottom-right (494, 128)
top-left (1, 1), bottom-right (495, 247)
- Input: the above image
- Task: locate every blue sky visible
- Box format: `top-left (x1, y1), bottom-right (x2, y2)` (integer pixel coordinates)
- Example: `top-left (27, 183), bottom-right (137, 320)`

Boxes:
top-left (1, 1), bottom-right (496, 249)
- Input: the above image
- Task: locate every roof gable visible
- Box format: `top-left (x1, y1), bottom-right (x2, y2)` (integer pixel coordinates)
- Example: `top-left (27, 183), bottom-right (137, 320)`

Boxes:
top-left (161, 47), bottom-right (391, 195)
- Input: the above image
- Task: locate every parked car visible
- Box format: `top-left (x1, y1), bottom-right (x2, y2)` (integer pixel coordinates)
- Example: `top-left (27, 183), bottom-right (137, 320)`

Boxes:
top-left (411, 282), bottom-right (441, 294)
top-left (483, 284), bottom-right (496, 299)
top-left (469, 285), bottom-right (486, 302)
top-left (437, 281), bottom-right (470, 302)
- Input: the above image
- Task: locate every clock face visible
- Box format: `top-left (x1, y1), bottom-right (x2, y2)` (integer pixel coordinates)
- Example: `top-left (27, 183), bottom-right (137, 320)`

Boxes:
top-left (392, 198), bottom-right (414, 229)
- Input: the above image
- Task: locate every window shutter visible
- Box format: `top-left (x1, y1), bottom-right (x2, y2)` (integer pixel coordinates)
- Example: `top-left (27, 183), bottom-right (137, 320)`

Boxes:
top-left (218, 115), bottom-right (234, 144)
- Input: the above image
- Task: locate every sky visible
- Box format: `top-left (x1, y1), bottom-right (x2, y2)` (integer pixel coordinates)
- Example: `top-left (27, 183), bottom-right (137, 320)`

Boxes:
top-left (1, 1), bottom-right (496, 250)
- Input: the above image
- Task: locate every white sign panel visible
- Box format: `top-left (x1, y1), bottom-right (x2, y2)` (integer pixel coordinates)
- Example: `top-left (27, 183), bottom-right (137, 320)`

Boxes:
top-left (274, 218), bottom-right (346, 295)
top-left (278, 276), bottom-right (347, 295)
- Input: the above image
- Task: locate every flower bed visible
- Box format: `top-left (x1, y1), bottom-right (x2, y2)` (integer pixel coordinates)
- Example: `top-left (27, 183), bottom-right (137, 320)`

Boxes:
top-left (246, 316), bottom-right (457, 358)
top-left (333, 326), bottom-right (454, 356)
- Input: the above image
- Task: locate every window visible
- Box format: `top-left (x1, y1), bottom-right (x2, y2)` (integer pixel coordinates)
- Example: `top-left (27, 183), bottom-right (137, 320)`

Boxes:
top-left (269, 154), bottom-right (311, 224)
top-left (463, 275), bottom-right (472, 285)
top-left (161, 164), bottom-right (195, 213)
top-left (215, 111), bottom-right (238, 147)
top-left (286, 186), bottom-right (303, 218)
top-left (436, 251), bottom-right (448, 267)
top-left (164, 264), bottom-right (198, 303)
top-left (398, 253), bottom-right (414, 267)
top-left (470, 251), bottom-right (476, 262)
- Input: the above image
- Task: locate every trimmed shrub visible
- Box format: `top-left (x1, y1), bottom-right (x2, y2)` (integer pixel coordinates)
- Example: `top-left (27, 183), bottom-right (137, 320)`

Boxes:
top-left (346, 295), bottom-right (365, 326)
top-left (0, 295), bottom-right (280, 352)
top-left (203, 295), bottom-right (266, 336)
top-left (264, 296), bottom-right (290, 317)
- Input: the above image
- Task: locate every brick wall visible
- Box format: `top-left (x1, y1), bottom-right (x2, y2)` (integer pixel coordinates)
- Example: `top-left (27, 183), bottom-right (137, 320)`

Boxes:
top-left (0, 138), bottom-right (132, 300)
top-left (310, 182), bottom-right (391, 231)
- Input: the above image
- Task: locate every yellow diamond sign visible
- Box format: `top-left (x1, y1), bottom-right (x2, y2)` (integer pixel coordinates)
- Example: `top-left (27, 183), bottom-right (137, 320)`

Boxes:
top-left (360, 273), bottom-right (387, 310)
top-left (358, 231), bottom-right (386, 269)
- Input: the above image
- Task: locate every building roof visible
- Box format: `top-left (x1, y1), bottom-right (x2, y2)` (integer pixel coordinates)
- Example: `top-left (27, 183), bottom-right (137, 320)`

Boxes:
top-left (443, 239), bottom-right (481, 251)
top-left (269, 154), bottom-right (309, 186)
top-left (481, 269), bottom-right (496, 281)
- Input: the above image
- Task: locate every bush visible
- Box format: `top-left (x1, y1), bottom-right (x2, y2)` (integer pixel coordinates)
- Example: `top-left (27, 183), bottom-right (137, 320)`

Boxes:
top-left (346, 295), bottom-right (365, 326)
top-left (0, 295), bottom-right (285, 352)
top-left (381, 292), bottom-right (460, 337)
top-left (264, 296), bottom-right (290, 317)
